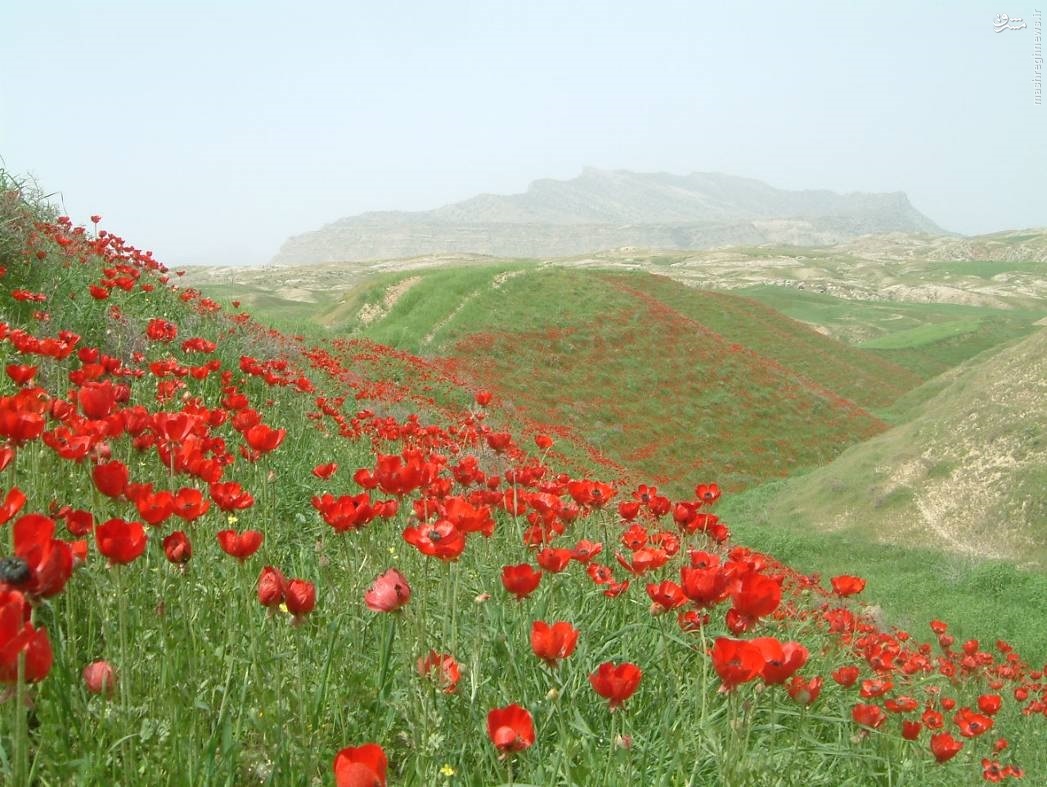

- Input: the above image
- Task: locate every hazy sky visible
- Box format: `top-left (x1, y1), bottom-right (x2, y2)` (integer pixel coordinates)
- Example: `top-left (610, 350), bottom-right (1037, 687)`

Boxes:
top-left (3, 1), bottom-right (1045, 267)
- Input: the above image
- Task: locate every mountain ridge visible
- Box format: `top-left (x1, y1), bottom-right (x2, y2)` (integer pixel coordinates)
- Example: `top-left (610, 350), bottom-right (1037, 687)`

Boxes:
top-left (273, 168), bottom-right (945, 263)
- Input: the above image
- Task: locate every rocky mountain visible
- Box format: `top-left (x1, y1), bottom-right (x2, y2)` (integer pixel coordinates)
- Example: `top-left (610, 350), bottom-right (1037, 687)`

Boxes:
top-left (272, 169), bottom-right (946, 264)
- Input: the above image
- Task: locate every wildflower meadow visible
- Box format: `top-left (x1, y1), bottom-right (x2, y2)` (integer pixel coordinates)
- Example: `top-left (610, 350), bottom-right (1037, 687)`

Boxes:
top-left (0, 175), bottom-right (1043, 785)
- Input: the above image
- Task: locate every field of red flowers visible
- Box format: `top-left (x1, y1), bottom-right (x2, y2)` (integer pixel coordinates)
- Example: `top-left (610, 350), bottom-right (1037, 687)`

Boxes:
top-left (0, 180), bottom-right (1044, 784)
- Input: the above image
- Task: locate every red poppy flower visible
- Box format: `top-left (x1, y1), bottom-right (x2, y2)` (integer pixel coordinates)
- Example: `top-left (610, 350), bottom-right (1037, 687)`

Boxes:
top-left (615, 547), bottom-right (667, 576)
top-left (901, 720), bottom-right (923, 740)
top-left (678, 609), bottom-right (709, 632)
top-left (11, 514), bottom-right (73, 598)
top-left (440, 496), bottom-right (494, 537)
top-left (486, 704), bottom-right (535, 753)
top-left (589, 661), bottom-right (642, 710)
top-left (530, 621), bottom-right (579, 666)
top-left (313, 462), bottom-right (338, 480)
top-left (417, 650), bottom-right (461, 693)
top-left (162, 531), bottom-right (192, 564)
top-left (208, 483), bottom-right (255, 512)
top-left (474, 390), bottom-right (492, 407)
top-left (730, 572), bottom-right (782, 622)
top-left (922, 708), bottom-right (944, 730)
top-left (244, 423), bottom-right (286, 454)
top-left (751, 637), bottom-right (809, 685)
top-left (830, 575), bottom-right (866, 597)
top-left (403, 519), bottom-right (466, 561)
top-left (930, 732), bottom-right (963, 763)
top-left (77, 381), bottom-right (117, 419)
top-left (536, 547), bottom-right (572, 573)
top-left (257, 566), bottom-right (287, 608)
top-left (95, 518), bottom-right (147, 565)
top-left (617, 500), bottom-right (641, 521)
top-left (885, 696), bottom-right (920, 714)
top-left (786, 675), bottom-right (822, 706)
top-left (851, 703), bottom-right (886, 729)
top-left (680, 565), bottom-right (732, 608)
top-left (0, 590), bottom-right (53, 683)
top-left (146, 318), bottom-right (178, 342)
top-left (134, 488), bottom-right (175, 527)
top-left (832, 665), bottom-right (860, 687)
top-left (92, 461), bottom-right (129, 499)
top-left (954, 707), bottom-right (994, 738)
top-left (283, 580), bottom-right (314, 619)
top-left (333, 743), bottom-right (387, 787)
top-left (0, 391), bottom-right (47, 445)
top-left (83, 660), bottom-right (117, 696)
top-left (535, 434), bottom-right (553, 450)
top-left (571, 539), bottom-right (602, 563)
top-left (859, 678), bottom-right (892, 699)
top-left (216, 529), bottom-right (263, 561)
top-left (172, 487), bottom-right (210, 521)
top-left (312, 492), bottom-right (376, 532)
top-left (694, 483), bottom-right (721, 503)
top-left (566, 479), bottom-right (615, 508)
top-left (501, 564), bottom-right (542, 600)
top-left (977, 694), bottom-right (1002, 715)
top-left (485, 431), bottom-right (512, 453)
top-left (5, 364), bottom-right (37, 387)
top-left (364, 568), bottom-right (411, 612)
top-left (646, 580), bottom-right (687, 614)
top-left (61, 508), bottom-right (94, 537)
top-left (710, 637), bottom-right (764, 691)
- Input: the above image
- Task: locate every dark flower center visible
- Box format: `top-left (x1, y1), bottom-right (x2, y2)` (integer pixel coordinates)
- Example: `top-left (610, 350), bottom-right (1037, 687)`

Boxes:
top-left (0, 556), bottom-right (31, 586)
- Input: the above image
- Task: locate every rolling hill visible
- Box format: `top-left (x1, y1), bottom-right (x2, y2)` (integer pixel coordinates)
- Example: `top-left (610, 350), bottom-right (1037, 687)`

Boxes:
top-left (737, 326), bottom-right (1047, 567)
top-left (310, 265), bottom-right (932, 494)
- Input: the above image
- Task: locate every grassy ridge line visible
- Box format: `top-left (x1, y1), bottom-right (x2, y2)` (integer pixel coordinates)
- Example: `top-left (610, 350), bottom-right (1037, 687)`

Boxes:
top-left (609, 273), bottom-right (924, 409)
top-left (441, 267), bottom-right (888, 495)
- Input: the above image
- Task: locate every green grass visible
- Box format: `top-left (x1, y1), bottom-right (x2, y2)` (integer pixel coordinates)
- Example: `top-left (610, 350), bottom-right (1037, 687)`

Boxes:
top-left (740, 285), bottom-right (1045, 382)
top-left (330, 266), bottom-right (928, 495)
top-left (729, 326), bottom-right (1047, 568)
top-left (5, 178), bottom-right (1045, 784)
top-left (858, 319), bottom-right (983, 350)
top-left (930, 260), bottom-right (1047, 279)
top-left (721, 480), bottom-right (1047, 656)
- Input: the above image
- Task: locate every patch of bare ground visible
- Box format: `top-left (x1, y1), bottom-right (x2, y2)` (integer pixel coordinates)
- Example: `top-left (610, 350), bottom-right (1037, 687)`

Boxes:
top-left (358, 276), bottom-right (420, 325)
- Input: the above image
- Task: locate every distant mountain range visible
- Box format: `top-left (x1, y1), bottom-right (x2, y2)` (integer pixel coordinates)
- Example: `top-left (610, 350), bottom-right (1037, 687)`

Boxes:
top-left (272, 168), bottom-right (946, 264)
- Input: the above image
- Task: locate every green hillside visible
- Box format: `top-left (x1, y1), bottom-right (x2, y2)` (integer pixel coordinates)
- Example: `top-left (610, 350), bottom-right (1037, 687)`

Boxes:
top-left (733, 327), bottom-right (1047, 567)
top-left (740, 285), bottom-right (1045, 383)
top-left (326, 265), bottom-right (930, 494)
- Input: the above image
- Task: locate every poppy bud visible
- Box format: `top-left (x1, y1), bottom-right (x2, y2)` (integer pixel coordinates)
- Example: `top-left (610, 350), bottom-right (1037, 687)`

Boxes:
top-left (83, 660), bottom-right (117, 696)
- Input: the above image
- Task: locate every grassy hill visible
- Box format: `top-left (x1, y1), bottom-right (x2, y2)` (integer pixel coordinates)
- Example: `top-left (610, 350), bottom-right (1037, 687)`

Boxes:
top-left (731, 327), bottom-right (1047, 567)
top-left (335, 265), bottom-right (926, 494)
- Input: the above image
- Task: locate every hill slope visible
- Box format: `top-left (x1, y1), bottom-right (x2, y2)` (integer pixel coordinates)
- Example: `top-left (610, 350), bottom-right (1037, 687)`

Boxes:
top-left (332, 265), bottom-right (926, 493)
top-left (4, 176), bottom-right (1047, 785)
top-left (273, 169), bottom-right (943, 263)
top-left (744, 327), bottom-right (1047, 566)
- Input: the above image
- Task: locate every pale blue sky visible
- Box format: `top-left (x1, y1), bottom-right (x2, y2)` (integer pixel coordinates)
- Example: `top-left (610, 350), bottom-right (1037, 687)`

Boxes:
top-left (2, 1), bottom-right (1044, 266)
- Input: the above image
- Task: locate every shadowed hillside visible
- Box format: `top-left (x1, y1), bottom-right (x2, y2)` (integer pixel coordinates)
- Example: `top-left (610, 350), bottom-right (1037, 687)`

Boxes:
top-left (741, 327), bottom-right (1047, 567)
